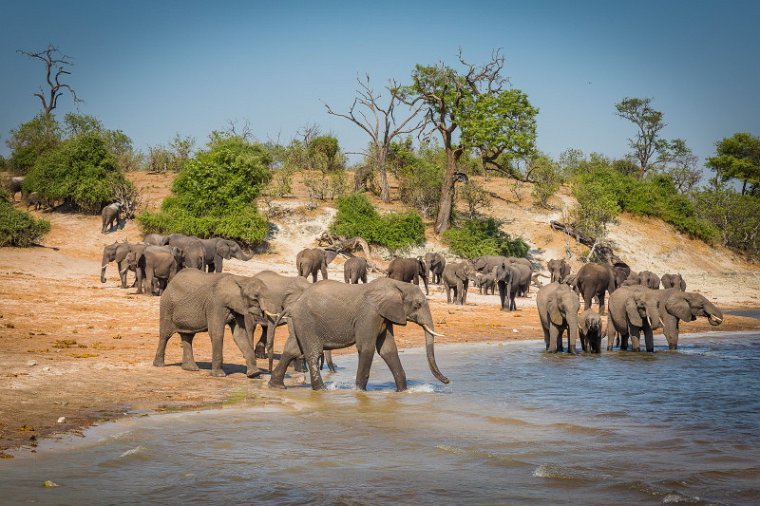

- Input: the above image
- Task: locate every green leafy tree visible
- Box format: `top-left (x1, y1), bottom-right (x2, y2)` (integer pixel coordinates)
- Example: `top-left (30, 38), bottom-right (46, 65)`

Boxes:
top-left (6, 113), bottom-right (61, 173)
top-left (657, 138), bottom-right (701, 193)
top-left (526, 153), bottom-right (561, 208)
top-left (706, 132), bottom-right (760, 196)
top-left (390, 138), bottom-right (444, 218)
top-left (442, 217), bottom-right (529, 258)
top-left (615, 97), bottom-right (665, 178)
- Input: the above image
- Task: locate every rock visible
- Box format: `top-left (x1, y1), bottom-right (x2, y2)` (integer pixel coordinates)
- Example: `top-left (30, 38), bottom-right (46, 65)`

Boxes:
top-left (27, 360), bottom-right (38, 367)
top-left (512, 329), bottom-right (519, 333)
top-left (57, 417), bottom-right (66, 424)
top-left (42, 366), bottom-right (51, 372)
top-left (42, 480), bottom-right (59, 488)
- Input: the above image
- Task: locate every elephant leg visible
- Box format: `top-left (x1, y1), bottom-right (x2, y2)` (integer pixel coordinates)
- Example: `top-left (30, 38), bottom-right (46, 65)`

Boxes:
top-left (462, 280), bottom-right (469, 304)
top-left (304, 352), bottom-right (325, 391)
top-left (456, 281), bottom-right (464, 305)
top-left (583, 294), bottom-right (592, 311)
top-left (598, 292), bottom-right (607, 316)
top-left (254, 325), bottom-right (267, 358)
top-left (324, 350), bottom-right (336, 373)
top-left (542, 325), bottom-right (550, 350)
top-left (117, 260), bottom-right (128, 288)
top-left (180, 332), bottom-right (200, 371)
top-left (231, 316), bottom-right (261, 378)
top-left (498, 282), bottom-right (508, 311)
top-left (361, 272), bottom-right (367, 283)
top-left (376, 326), bottom-right (407, 392)
top-left (355, 342), bottom-right (377, 391)
top-left (446, 285), bottom-right (452, 304)
top-left (153, 321), bottom-right (174, 367)
top-left (208, 318), bottom-right (226, 377)
top-left (630, 328), bottom-right (641, 352)
top-left (606, 315), bottom-right (615, 351)
top-left (643, 326), bottom-right (655, 352)
top-left (320, 263), bottom-right (328, 281)
top-left (663, 316), bottom-right (679, 350)
top-left (311, 270), bottom-right (317, 283)
top-left (269, 333), bottom-right (302, 389)
top-left (145, 270), bottom-right (155, 296)
top-left (580, 332), bottom-right (588, 352)
top-left (548, 325), bottom-right (560, 352)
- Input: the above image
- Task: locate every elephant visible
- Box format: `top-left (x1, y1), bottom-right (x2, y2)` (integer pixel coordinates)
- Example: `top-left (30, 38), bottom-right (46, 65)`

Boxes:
top-left (268, 278), bottom-right (449, 391)
top-left (129, 245), bottom-right (184, 295)
top-left (661, 273), bottom-right (686, 291)
top-left (100, 241), bottom-right (147, 288)
top-left (476, 270), bottom-right (497, 295)
top-left (387, 257), bottom-right (429, 295)
top-left (472, 256), bottom-right (514, 311)
top-left (101, 202), bottom-right (123, 234)
top-left (424, 252), bottom-right (446, 285)
top-left (200, 237), bottom-right (252, 273)
top-left (143, 234), bottom-right (170, 246)
top-left (607, 286), bottom-right (723, 352)
top-left (612, 262), bottom-right (631, 287)
top-left (153, 269), bottom-right (279, 377)
top-left (639, 270), bottom-right (661, 289)
top-left (621, 271), bottom-right (641, 287)
top-left (575, 262), bottom-right (618, 315)
top-left (547, 259), bottom-right (571, 284)
top-left (442, 261), bottom-right (478, 305)
top-left (343, 256), bottom-right (368, 284)
top-left (578, 309), bottom-right (603, 353)
top-left (296, 248), bottom-right (338, 282)
top-left (508, 261), bottom-right (532, 297)
top-left (8, 176), bottom-right (25, 201)
top-left (536, 282), bottom-right (580, 353)
top-left (168, 234), bottom-right (206, 270)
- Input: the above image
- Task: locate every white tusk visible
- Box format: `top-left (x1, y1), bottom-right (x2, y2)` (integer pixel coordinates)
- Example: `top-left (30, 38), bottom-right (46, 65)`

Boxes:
top-left (264, 310), bottom-right (280, 319)
top-left (711, 316), bottom-right (723, 323)
top-left (422, 324), bottom-right (446, 337)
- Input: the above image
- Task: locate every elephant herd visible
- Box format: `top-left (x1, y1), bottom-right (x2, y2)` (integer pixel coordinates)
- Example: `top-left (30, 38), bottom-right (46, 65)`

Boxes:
top-left (538, 258), bottom-right (723, 354)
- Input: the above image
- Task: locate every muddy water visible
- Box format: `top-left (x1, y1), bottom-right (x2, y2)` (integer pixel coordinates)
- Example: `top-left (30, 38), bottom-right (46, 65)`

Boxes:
top-left (2, 333), bottom-right (760, 505)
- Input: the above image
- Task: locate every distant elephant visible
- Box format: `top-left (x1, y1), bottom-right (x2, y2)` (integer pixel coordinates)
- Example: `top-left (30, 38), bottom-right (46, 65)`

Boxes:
top-left (424, 252), bottom-right (446, 285)
top-left (22, 191), bottom-right (42, 210)
top-left (612, 262), bottom-right (631, 287)
top-left (8, 176), bottom-right (25, 201)
top-left (100, 241), bottom-right (147, 288)
top-left (168, 234), bottom-right (206, 270)
top-left (101, 202), bottom-right (123, 234)
top-left (472, 256), bottom-right (514, 311)
top-left (343, 256), bottom-right (368, 284)
top-left (639, 270), bottom-right (660, 289)
top-left (575, 263), bottom-right (618, 315)
top-left (130, 245), bottom-right (184, 295)
top-left (269, 278), bottom-right (449, 391)
top-left (387, 257), bottom-right (429, 295)
top-left (547, 259), bottom-right (571, 284)
top-left (154, 269), bottom-right (279, 377)
top-left (607, 286), bottom-right (723, 352)
top-left (143, 234), bottom-right (170, 246)
top-left (621, 271), bottom-right (641, 287)
top-left (536, 282), bottom-right (580, 353)
top-left (442, 261), bottom-right (477, 305)
top-left (578, 309), bottom-right (603, 353)
top-left (508, 261), bottom-right (532, 297)
top-left (200, 237), bottom-right (252, 273)
top-left (296, 248), bottom-right (337, 282)
top-left (661, 273), bottom-right (686, 291)
top-left (476, 270), bottom-right (497, 295)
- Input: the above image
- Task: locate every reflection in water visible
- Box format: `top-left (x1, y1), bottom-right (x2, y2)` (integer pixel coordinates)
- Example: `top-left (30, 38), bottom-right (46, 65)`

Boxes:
top-left (2, 333), bottom-right (760, 505)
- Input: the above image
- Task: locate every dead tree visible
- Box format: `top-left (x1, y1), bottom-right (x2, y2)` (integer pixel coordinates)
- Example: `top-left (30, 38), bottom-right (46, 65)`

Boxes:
top-left (18, 44), bottom-right (81, 114)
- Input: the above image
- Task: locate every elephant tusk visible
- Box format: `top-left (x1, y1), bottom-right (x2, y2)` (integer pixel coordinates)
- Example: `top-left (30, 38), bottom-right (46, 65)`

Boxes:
top-left (264, 310), bottom-right (280, 319)
top-left (422, 324), bottom-right (446, 338)
top-left (711, 315), bottom-right (722, 323)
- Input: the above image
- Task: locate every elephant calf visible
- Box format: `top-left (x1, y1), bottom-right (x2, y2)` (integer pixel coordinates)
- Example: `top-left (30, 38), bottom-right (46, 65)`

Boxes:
top-left (343, 256), bottom-right (368, 284)
top-left (578, 309), bottom-right (603, 353)
top-left (442, 262), bottom-right (477, 305)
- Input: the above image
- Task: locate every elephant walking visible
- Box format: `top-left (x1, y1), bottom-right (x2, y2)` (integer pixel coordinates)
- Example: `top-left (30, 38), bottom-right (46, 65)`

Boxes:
top-left (200, 237), bottom-right (252, 273)
top-left (424, 252), bottom-right (446, 285)
top-left (269, 278), bottom-right (449, 391)
top-left (387, 257), bottom-right (429, 295)
top-left (343, 256), bottom-right (368, 284)
top-left (130, 245), bottom-right (184, 295)
top-left (536, 282), bottom-right (580, 353)
top-left (472, 256), bottom-right (514, 311)
top-left (101, 241), bottom-right (147, 288)
top-left (296, 248), bottom-right (337, 282)
top-left (101, 202), bottom-right (123, 234)
top-left (442, 262), bottom-right (477, 305)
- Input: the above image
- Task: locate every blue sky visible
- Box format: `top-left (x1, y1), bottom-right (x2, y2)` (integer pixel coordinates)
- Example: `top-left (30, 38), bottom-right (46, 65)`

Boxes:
top-left (1, 0), bottom-right (759, 173)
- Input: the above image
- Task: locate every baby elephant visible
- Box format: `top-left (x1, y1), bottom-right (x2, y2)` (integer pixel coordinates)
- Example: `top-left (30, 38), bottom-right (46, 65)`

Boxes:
top-left (442, 262), bottom-right (478, 305)
top-left (578, 309), bottom-right (603, 353)
top-left (344, 256), bottom-right (368, 284)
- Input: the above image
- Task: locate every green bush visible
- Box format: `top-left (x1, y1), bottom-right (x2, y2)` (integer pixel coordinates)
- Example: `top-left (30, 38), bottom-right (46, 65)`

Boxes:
top-left (330, 193), bottom-right (425, 251)
top-left (0, 201), bottom-right (51, 247)
top-left (138, 135), bottom-right (272, 245)
top-left (442, 217), bottom-right (529, 259)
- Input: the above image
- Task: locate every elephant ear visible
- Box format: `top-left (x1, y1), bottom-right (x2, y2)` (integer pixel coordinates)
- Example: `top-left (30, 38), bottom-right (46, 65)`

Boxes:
top-left (218, 242), bottom-right (232, 259)
top-left (578, 311), bottom-right (590, 334)
top-left (325, 249), bottom-right (338, 265)
top-left (625, 297), bottom-right (644, 327)
top-left (548, 295), bottom-right (564, 326)
top-left (665, 294), bottom-right (693, 322)
top-left (366, 282), bottom-right (406, 325)
top-left (679, 277), bottom-right (687, 291)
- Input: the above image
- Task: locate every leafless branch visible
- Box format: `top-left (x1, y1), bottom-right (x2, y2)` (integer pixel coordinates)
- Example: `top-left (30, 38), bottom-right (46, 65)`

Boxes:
top-left (18, 44), bottom-right (81, 114)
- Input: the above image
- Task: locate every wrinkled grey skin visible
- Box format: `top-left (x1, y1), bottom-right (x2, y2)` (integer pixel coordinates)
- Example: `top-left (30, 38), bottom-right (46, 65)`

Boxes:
top-left (607, 287), bottom-right (723, 352)
top-left (575, 263), bottom-right (618, 315)
top-left (269, 278), bottom-right (449, 392)
top-left (8, 176), bottom-right (25, 201)
top-left (387, 257), bottom-right (429, 295)
top-left (472, 256), bottom-right (514, 311)
top-left (508, 261), bottom-right (532, 297)
top-left (296, 248), bottom-right (337, 282)
top-left (661, 273), bottom-right (686, 291)
top-left (168, 234), bottom-right (206, 270)
top-left (578, 309), bottom-right (603, 353)
top-left (639, 270), bottom-right (661, 289)
top-left (612, 262), bottom-right (631, 287)
top-left (101, 241), bottom-right (147, 288)
top-left (129, 245), bottom-right (184, 295)
top-left (200, 237), bottom-right (252, 273)
top-left (536, 282), bottom-right (580, 353)
top-left (424, 252), bottom-right (446, 285)
top-left (476, 269), bottom-right (497, 295)
top-left (143, 234), bottom-right (170, 246)
top-left (442, 261), bottom-right (477, 305)
top-left (101, 202), bottom-right (123, 234)
top-left (343, 256), bottom-right (368, 284)
top-left (547, 259), bottom-right (571, 284)
top-left (154, 269), bottom-right (278, 377)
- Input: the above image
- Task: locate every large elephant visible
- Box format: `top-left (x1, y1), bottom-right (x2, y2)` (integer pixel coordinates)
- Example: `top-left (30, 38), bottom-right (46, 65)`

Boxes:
top-left (547, 259), bottom-right (571, 284)
top-left (442, 261), bottom-right (477, 305)
top-left (387, 257), bottom-right (429, 295)
top-left (661, 273), bottom-right (686, 291)
top-left (168, 234), bottom-right (206, 270)
top-left (296, 248), bottom-right (337, 282)
top-left (472, 256), bottom-right (514, 311)
top-left (575, 262), bottom-right (618, 315)
top-left (639, 270), bottom-right (661, 289)
top-left (578, 309), bottom-right (603, 353)
top-left (343, 256), bottom-right (368, 284)
top-left (100, 241), bottom-right (147, 288)
top-left (536, 282), bottom-right (580, 353)
top-left (269, 278), bottom-right (449, 391)
top-left (153, 269), bottom-right (279, 377)
top-left (200, 237), bottom-right (252, 273)
top-left (143, 234), bottom-right (170, 246)
top-left (130, 245), bottom-right (184, 295)
top-left (101, 202), bottom-right (122, 234)
top-left (424, 252), bottom-right (446, 285)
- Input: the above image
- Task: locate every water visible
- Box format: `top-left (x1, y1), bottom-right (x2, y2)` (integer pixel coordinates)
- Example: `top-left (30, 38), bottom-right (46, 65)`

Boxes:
top-left (3, 333), bottom-right (760, 505)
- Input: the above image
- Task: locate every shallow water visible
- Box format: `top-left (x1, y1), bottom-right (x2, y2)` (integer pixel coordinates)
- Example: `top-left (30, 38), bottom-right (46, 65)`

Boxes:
top-left (3, 332), bottom-right (760, 505)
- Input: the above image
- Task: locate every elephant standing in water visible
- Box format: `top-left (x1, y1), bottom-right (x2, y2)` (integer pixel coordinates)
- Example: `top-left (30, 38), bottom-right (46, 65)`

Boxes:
top-left (200, 237), bottom-right (252, 273)
top-left (387, 257), bottom-right (429, 295)
top-left (424, 252), bottom-right (446, 285)
top-left (101, 202), bottom-right (123, 234)
top-left (296, 248), bottom-right (338, 282)
top-left (343, 256), bottom-right (368, 284)
top-left (578, 309), bottom-right (604, 353)
top-left (269, 278), bottom-right (449, 391)
top-left (575, 262), bottom-right (618, 315)
top-left (536, 282), bottom-right (580, 353)
top-left (101, 241), bottom-right (147, 288)
top-left (661, 273), bottom-right (686, 291)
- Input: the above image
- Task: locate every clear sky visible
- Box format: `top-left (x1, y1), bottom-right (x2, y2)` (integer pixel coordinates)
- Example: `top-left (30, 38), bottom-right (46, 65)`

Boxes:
top-left (1, 0), bottom-right (759, 172)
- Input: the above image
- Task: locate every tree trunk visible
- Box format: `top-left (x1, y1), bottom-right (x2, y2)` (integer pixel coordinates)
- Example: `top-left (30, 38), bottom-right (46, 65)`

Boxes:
top-left (378, 148), bottom-right (390, 203)
top-left (434, 147), bottom-right (461, 234)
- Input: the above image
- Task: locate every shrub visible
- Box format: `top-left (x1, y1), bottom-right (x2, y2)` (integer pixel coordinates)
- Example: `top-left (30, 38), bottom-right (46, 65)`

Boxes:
top-left (0, 201), bottom-right (50, 247)
top-left (694, 189), bottom-right (759, 255)
top-left (442, 217), bottom-right (529, 259)
top-left (330, 193), bottom-right (424, 251)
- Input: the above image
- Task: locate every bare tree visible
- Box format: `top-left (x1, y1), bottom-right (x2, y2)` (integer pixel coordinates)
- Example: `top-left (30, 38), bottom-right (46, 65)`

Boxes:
top-left (325, 74), bottom-right (423, 202)
top-left (225, 119), bottom-right (253, 141)
top-left (18, 44), bottom-right (81, 114)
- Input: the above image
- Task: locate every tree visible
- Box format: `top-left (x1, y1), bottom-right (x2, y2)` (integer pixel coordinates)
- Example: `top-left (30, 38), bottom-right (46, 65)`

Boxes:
top-left (18, 44), bottom-right (81, 114)
top-left (402, 50), bottom-right (537, 233)
top-left (325, 74), bottom-right (423, 202)
top-left (658, 138), bottom-right (701, 193)
top-left (615, 97), bottom-right (665, 178)
top-left (706, 133), bottom-right (760, 196)
top-left (6, 113), bottom-right (62, 173)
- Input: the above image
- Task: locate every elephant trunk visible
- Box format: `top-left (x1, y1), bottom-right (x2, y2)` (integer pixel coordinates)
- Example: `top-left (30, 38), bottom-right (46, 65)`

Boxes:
top-left (238, 249), bottom-right (253, 261)
top-left (704, 301), bottom-right (723, 326)
top-left (100, 252), bottom-right (110, 283)
top-left (417, 315), bottom-right (449, 384)
top-left (646, 299), bottom-right (662, 330)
